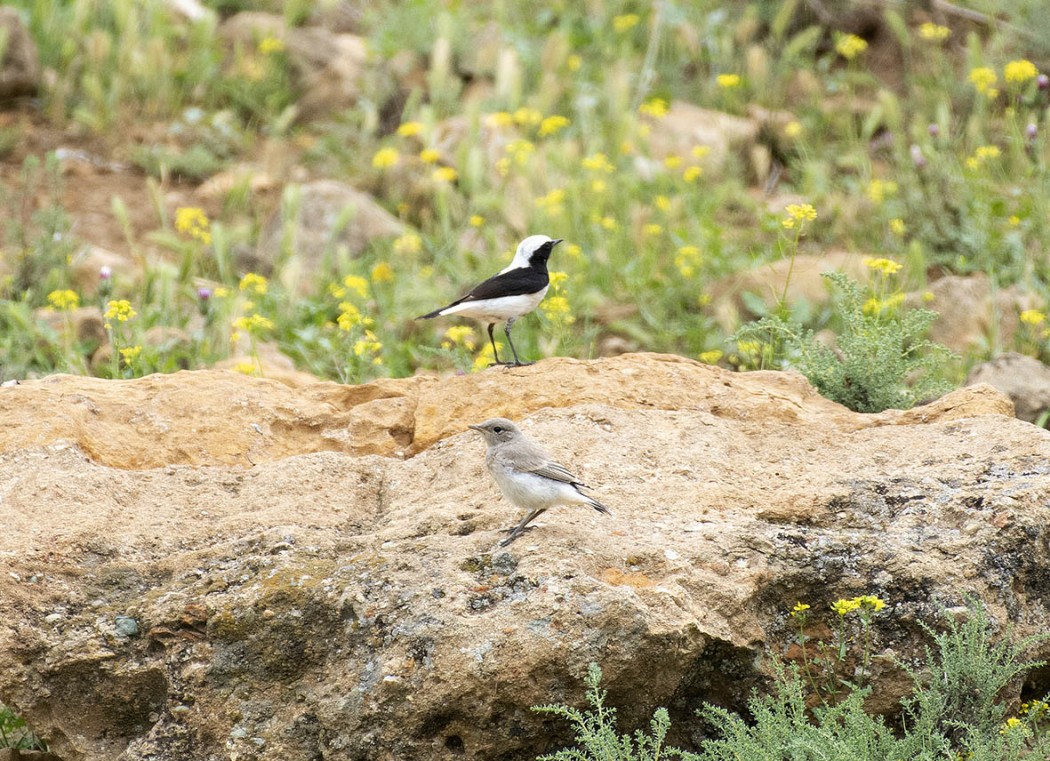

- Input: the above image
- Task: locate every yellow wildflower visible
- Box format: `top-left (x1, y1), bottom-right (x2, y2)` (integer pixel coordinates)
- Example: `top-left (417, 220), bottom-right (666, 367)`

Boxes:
top-left (691, 145), bottom-right (711, 159)
top-left (119, 345), bottom-right (143, 363)
top-left (257, 36), bottom-right (285, 55)
top-left (239, 272), bottom-right (267, 295)
top-left (337, 302), bottom-right (362, 331)
top-left (564, 243), bottom-right (582, 258)
top-left (394, 233), bottom-right (422, 256)
top-left (371, 262), bottom-right (394, 283)
top-left (213, 286), bottom-right (230, 299)
top-left (1020, 309), bottom-right (1047, 326)
top-left (535, 188), bottom-right (566, 215)
top-left (506, 139), bottom-right (535, 166)
top-left (1005, 59), bottom-right (1038, 84)
top-left (835, 34), bottom-right (868, 60)
top-left (567, 54), bottom-right (582, 71)
top-left (675, 245), bottom-right (702, 277)
top-left (174, 207), bottom-right (212, 245)
top-left (538, 115), bottom-right (570, 137)
top-left (591, 179), bottom-right (606, 194)
top-left (353, 330), bottom-right (382, 358)
top-left (513, 107), bottom-right (542, 127)
top-left (918, 23), bottom-right (950, 42)
top-left (433, 166), bottom-right (459, 182)
top-left (472, 341), bottom-right (503, 372)
top-left (683, 166), bottom-right (702, 182)
top-left (866, 179), bottom-right (898, 204)
top-left (372, 147), bottom-right (400, 169)
top-left (232, 313), bottom-right (275, 334)
top-left (831, 598), bottom-right (862, 616)
top-left (643, 223), bottom-right (663, 236)
top-left (343, 275), bottom-right (369, 299)
top-left (104, 299), bottom-right (136, 323)
top-left (969, 66), bottom-right (998, 94)
top-left (698, 349), bottom-right (723, 365)
top-left (863, 257), bottom-right (903, 275)
top-left (582, 153), bottom-right (615, 173)
top-left (397, 121), bottom-right (423, 137)
top-left (782, 203), bottom-right (817, 229)
top-left (48, 289), bottom-right (80, 311)
top-left (419, 148), bottom-right (441, 164)
top-left (638, 97), bottom-right (669, 118)
top-left (663, 155), bottom-right (683, 169)
top-left (234, 361), bottom-right (259, 376)
top-left (443, 325), bottom-right (476, 350)
top-left (856, 595), bottom-right (886, 612)
top-left (485, 111), bottom-right (515, 128)
top-left (1000, 717), bottom-right (1023, 735)
top-left (889, 218), bottom-right (906, 236)
top-left (784, 121), bottom-right (803, 138)
top-left (469, 215), bottom-right (485, 228)
top-left (613, 13), bottom-right (639, 33)
top-left (716, 73), bottom-right (741, 89)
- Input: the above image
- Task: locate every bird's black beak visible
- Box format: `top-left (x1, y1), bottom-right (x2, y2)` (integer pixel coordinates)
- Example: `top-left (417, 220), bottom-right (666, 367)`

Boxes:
top-left (552, 239), bottom-right (564, 246)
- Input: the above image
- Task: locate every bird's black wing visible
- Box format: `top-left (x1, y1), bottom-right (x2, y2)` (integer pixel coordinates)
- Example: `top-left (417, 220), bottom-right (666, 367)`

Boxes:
top-left (418, 267), bottom-right (549, 319)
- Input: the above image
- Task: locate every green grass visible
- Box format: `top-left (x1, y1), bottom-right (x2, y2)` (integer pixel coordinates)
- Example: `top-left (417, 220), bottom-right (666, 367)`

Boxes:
top-left (2, 1), bottom-right (1050, 408)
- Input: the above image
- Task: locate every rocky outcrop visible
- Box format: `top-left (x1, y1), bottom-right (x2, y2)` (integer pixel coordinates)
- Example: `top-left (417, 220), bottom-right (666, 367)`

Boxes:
top-left (967, 352), bottom-right (1050, 424)
top-left (0, 354), bottom-right (1046, 761)
top-left (0, 7), bottom-right (41, 100)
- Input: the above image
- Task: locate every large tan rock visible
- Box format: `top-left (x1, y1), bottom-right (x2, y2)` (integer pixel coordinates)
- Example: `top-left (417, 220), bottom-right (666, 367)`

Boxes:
top-left (908, 273), bottom-right (1037, 354)
top-left (0, 7), bottom-right (41, 99)
top-left (642, 100), bottom-right (763, 180)
top-left (0, 355), bottom-right (1045, 761)
top-left (966, 352), bottom-right (1050, 424)
top-left (253, 180), bottom-right (404, 289)
top-left (218, 12), bottom-right (387, 123)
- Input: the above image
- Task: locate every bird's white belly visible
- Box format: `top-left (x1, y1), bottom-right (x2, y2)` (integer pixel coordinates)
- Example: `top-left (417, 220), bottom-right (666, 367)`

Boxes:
top-left (490, 464), bottom-right (585, 510)
top-left (440, 288), bottom-right (548, 323)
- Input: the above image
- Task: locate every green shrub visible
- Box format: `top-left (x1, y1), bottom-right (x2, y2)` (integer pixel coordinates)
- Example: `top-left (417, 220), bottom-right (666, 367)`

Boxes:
top-left (536, 604), bottom-right (1050, 761)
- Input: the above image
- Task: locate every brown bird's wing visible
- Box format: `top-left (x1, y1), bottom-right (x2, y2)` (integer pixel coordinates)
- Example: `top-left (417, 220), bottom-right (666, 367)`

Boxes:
top-left (527, 461), bottom-right (588, 487)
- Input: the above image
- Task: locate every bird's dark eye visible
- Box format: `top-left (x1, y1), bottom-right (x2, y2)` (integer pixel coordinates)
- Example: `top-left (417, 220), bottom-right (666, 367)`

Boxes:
top-left (493, 426), bottom-right (504, 434)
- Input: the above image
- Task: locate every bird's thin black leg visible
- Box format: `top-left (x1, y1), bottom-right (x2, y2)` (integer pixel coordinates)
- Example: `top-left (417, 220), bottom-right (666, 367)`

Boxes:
top-left (503, 318), bottom-right (533, 367)
top-left (486, 323), bottom-right (507, 367)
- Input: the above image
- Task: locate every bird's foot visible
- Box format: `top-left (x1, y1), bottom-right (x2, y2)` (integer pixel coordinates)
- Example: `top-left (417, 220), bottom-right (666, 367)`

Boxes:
top-left (499, 525), bottom-right (535, 546)
top-left (502, 360), bottom-right (534, 368)
top-left (487, 361), bottom-right (516, 368)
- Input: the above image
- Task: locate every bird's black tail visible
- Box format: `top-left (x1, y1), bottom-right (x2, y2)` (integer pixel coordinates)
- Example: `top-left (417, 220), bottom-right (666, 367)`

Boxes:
top-left (586, 495), bottom-right (611, 515)
top-left (416, 308), bottom-right (443, 320)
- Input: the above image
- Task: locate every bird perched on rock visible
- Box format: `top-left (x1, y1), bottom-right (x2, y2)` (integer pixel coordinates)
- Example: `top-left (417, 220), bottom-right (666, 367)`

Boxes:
top-left (468, 417), bottom-right (610, 546)
top-left (417, 235), bottom-right (562, 367)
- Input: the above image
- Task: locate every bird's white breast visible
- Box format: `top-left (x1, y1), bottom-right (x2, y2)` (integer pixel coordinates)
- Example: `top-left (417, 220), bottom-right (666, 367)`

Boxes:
top-left (438, 287), bottom-right (548, 323)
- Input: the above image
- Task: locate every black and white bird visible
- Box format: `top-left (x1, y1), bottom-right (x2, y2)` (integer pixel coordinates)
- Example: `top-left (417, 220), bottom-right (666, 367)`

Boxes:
top-left (417, 235), bottom-right (563, 367)
top-left (468, 417), bottom-right (611, 546)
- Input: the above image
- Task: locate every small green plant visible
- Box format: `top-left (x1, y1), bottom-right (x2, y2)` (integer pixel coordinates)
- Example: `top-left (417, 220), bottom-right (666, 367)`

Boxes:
top-left (0, 702), bottom-right (47, 751)
top-left (735, 265), bottom-right (955, 413)
top-left (789, 594), bottom-right (886, 704)
top-left (533, 663), bottom-right (680, 761)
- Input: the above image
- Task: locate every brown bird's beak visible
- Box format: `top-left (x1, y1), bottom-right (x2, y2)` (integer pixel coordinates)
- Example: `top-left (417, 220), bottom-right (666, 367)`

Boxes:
top-left (468, 424), bottom-right (484, 432)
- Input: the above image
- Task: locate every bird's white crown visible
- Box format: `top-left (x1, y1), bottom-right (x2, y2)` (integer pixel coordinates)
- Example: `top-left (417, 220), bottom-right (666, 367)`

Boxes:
top-left (502, 234), bottom-right (557, 272)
